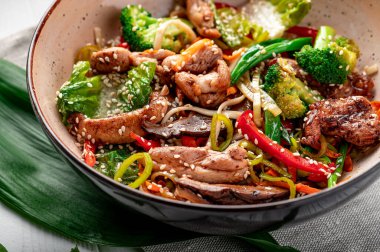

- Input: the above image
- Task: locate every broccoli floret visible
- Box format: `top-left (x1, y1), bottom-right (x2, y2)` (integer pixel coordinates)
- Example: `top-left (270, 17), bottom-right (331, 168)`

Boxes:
top-left (295, 26), bottom-right (360, 84)
top-left (264, 59), bottom-right (321, 119)
top-left (335, 36), bottom-right (360, 55)
top-left (120, 5), bottom-right (193, 52)
top-left (295, 45), bottom-right (348, 84)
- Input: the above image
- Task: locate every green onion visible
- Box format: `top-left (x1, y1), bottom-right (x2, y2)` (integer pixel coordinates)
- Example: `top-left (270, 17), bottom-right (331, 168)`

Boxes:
top-left (114, 152), bottom-right (153, 188)
top-left (260, 173), bottom-right (296, 199)
top-left (328, 142), bottom-right (348, 188)
top-left (231, 37), bottom-right (312, 84)
top-left (210, 114), bottom-right (233, 151)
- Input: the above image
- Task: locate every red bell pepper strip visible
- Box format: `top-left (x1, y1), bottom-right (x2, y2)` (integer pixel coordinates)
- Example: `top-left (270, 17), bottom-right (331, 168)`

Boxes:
top-left (130, 132), bottom-right (160, 151)
top-left (83, 140), bottom-right (96, 167)
top-left (181, 136), bottom-right (198, 147)
top-left (286, 26), bottom-right (318, 44)
top-left (116, 37), bottom-right (130, 49)
top-left (237, 110), bottom-right (331, 178)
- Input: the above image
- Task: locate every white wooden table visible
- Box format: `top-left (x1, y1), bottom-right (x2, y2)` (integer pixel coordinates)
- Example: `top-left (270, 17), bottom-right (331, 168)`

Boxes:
top-left (0, 1), bottom-right (136, 251)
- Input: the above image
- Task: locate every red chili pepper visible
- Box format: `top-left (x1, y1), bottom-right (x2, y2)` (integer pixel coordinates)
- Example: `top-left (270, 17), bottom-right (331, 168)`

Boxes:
top-left (83, 140), bottom-right (96, 167)
top-left (288, 166), bottom-right (297, 182)
top-left (286, 26), bottom-right (318, 44)
top-left (130, 132), bottom-right (160, 151)
top-left (181, 136), bottom-right (198, 147)
top-left (214, 2), bottom-right (236, 9)
top-left (116, 37), bottom-right (130, 49)
top-left (237, 110), bottom-right (330, 178)
top-left (196, 137), bottom-right (208, 147)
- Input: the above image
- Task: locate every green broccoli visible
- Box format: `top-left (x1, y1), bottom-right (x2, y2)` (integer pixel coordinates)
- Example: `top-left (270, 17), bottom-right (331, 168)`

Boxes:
top-left (120, 5), bottom-right (193, 52)
top-left (264, 58), bottom-right (321, 119)
top-left (295, 26), bottom-right (360, 84)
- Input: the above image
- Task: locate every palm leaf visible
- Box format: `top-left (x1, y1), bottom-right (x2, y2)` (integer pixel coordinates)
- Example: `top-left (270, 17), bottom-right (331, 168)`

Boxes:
top-left (0, 59), bottom-right (294, 250)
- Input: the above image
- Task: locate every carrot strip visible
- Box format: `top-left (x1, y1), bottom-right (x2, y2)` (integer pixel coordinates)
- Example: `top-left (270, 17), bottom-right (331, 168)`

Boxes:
top-left (266, 169), bottom-right (279, 177)
top-left (145, 181), bottom-right (161, 193)
top-left (371, 101), bottom-right (380, 118)
top-left (344, 154), bottom-right (353, 172)
top-left (227, 86), bottom-right (237, 96)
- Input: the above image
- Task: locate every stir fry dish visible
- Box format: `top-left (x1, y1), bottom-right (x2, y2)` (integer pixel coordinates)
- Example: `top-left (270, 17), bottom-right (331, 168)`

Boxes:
top-left (56, 0), bottom-right (380, 205)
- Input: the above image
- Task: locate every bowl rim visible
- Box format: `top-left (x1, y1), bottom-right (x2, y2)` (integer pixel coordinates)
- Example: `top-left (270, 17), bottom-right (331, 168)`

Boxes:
top-left (26, 0), bottom-right (380, 211)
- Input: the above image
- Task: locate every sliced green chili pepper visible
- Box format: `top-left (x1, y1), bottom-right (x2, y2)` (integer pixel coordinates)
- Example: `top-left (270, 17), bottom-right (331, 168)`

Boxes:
top-left (260, 173), bottom-right (296, 199)
top-left (328, 142), bottom-right (348, 188)
top-left (231, 37), bottom-right (312, 84)
top-left (239, 139), bottom-right (263, 155)
top-left (210, 114), bottom-right (233, 151)
top-left (262, 159), bottom-right (292, 178)
top-left (114, 152), bottom-right (153, 188)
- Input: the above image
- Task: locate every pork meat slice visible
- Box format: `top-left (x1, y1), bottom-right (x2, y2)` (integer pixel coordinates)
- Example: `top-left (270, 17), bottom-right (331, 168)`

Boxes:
top-left (90, 47), bottom-right (131, 73)
top-left (186, 0), bottom-right (221, 39)
top-left (162, 39), bottom-right (222, 74)
top-left (174, 59), bottom-right (230, 107)
top-left (67, 92), bottom-right (168, 144)
top-left (175, 177), bottom-right (289, 205)
top-left (149, 145), bottom-right (249, 184)
top-left (301, 96), bottom-right (380, 147)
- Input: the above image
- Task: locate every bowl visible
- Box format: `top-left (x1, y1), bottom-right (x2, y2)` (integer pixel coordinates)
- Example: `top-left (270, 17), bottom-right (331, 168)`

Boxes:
top-left (27, 0), bottom-right (380, 235)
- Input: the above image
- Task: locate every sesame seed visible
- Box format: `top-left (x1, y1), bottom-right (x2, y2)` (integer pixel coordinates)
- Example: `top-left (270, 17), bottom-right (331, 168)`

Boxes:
top-left (190, 164), bottom-right (195, 170)
top-left (254, 139), bottom-right (258, 145)
top-left (244, 134), bottom-right (249, 140)
top-left (150, 116), bottom-right (157, 121)
top-left (113, 53), bottom-right (118, 59)
top-left (280, 148), bottom-right (285, 153)
top-left (160, 164), bottom-right (166, 170)
top-left (118, 129), bottom-right (123, 135)
top-left (98, 58), bottom-right (105, 63)
top-left (169, 169), bottom-right (176, 174)
top-left (174, 154), bottom-right (180, 159)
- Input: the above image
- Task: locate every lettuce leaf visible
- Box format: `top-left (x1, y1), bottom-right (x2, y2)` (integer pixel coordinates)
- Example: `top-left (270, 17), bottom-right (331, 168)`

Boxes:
top-left (57, 61), bottom-right (101, 122)
top-left (242, 0), bottom-right (311, 39)
top-left (213, 6), bottom-right (253, 48)
top-left (119, 61), bottom-right (156, 112)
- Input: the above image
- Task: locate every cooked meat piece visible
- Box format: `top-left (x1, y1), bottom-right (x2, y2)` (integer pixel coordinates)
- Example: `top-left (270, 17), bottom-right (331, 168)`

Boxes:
top-left (186, 0), bottom-right (221, 39)
top-left (323, 72), bottom-right (375, 99)
top-left (67, 92), bottom-right (168, 144)
top-left (301, 96), bottom-right (380, 147)
top-left (143, 113), bottom-right (212, 138)
top-left (129, 49), bottom-right (176, 66)
top-left (162, 39), bottom-right (222, 74)
top-left (174, 59), bottom-right (230, 107)
top-left (174, 186), bottom-right (210, 204)
top-left (175, 177), bottom-right (289, 205)
top-left (129, 49), bottom-right (176, 85)
top-left (149, 145), bottom-right (249, 184)
top-left (90, 47), bottom-right (131, 73)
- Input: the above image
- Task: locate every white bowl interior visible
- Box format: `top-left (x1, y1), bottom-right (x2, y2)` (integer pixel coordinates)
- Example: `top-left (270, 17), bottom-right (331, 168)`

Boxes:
top-left (30, 0), bottom-right (380, 189)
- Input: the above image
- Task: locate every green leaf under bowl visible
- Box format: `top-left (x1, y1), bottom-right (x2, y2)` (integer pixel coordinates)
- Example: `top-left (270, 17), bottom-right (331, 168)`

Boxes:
top-left (0, 59), bottom-right (296, 251)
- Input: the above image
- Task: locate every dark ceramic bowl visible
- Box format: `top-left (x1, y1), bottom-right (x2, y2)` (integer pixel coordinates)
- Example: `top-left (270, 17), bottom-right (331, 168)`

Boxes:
top-left (27, 0), bottom-right (380, 235)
